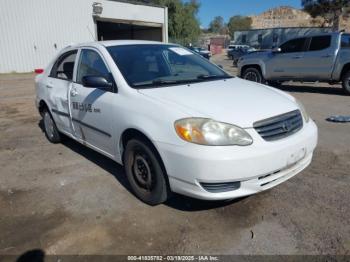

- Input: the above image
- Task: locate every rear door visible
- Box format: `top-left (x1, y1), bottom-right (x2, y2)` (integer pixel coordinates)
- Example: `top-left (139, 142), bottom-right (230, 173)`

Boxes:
top-left (266, 37), bottom-right (308, 80)
top-left (70, 48), bottom-right (115, 156)
top-left (301, 35), bottom-right (335, 80)
top-left (47, 50), bottom-right (78, 135)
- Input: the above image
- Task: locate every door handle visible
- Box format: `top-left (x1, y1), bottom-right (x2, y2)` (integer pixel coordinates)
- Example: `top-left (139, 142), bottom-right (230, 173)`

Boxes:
top-left (70, 89), bottom-right (78, 97)
top-left (292, 56), bottom-right (303, 59)
top-left (321, 54), bottom-right (332, 58)
top-left (46, 84), bottom-right (53, 89)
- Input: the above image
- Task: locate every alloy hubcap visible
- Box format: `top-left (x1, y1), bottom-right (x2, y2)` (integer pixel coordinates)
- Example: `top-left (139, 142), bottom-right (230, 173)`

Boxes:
top-left (44, 112), bottom-right (54, 139)
top-left (132, 154), bottom-right (152, 190)
top-left (245, 72), bottom-right (259, 82)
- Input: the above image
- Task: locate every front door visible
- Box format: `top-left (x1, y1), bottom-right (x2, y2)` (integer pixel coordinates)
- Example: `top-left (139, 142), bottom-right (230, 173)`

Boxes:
top-left (266, 37), bottom-right (308, 80)
top-left (70, 48), bottom-right (115, 155)
top-left (47, 50), bottom-right (78, 135)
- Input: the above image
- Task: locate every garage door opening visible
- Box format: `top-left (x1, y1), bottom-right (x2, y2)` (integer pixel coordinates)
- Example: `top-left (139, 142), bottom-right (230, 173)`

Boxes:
top-left (96, 21), bottom-right (163, 42)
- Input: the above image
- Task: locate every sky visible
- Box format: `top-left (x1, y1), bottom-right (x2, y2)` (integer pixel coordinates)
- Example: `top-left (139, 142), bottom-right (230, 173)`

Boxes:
top-left (185, 0), bottom-right (302, 28)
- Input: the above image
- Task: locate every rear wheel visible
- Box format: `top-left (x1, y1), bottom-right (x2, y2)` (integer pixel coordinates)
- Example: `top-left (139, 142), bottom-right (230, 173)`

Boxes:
top-left (43, 109), bottom-right (61, 143)
top-left (242, 67), bottom-right (264, 84)
top-left (123, 139), bottom-right (169, 205)
top-left (341, 70), bottom-right (350, 95)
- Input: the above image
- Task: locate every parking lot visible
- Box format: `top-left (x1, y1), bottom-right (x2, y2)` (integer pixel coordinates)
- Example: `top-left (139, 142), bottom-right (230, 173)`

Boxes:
top-left (0, 52), bottom-right (349, 256)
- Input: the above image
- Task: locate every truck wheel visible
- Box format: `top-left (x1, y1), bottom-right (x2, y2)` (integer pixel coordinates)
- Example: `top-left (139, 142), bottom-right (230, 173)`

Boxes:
top-left (242, 68), bottom-right (264, 84)
top-left (342, 71), bottom-right (350, 95)
top-left (43, 109), bottom-right (61, 143)
top-left (123, 139), bottom-right (169, 205)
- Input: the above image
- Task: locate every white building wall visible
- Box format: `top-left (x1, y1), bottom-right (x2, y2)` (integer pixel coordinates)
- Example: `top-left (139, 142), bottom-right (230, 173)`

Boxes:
top-left (0, 0), bottom-right (167, 73)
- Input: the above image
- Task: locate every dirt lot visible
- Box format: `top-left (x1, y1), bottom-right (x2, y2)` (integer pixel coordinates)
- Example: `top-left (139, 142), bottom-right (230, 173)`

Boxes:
top-left (0, 53), bottom-right (349, 257)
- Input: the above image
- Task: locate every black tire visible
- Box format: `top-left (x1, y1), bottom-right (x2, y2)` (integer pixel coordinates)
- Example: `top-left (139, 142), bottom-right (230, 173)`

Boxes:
top-left (341, 70), bottom-right (350, 95)
top-left (123, 139), bottom-right (169, 205)
top-left (242, 67), bottom-right (264, 84)
top-left (42, 109), bottom-right (61, 143)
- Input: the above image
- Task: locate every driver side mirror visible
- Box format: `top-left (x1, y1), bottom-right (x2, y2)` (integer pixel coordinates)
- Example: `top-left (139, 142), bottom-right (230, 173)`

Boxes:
top-left (272, 47), bottom-right (282, 53)
top-left (82, 76), bottom-right (113, 90)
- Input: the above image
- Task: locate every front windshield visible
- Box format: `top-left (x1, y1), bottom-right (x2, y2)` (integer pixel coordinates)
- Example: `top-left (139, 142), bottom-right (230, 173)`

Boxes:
top-left (107, 44), bottom-right (232, 88)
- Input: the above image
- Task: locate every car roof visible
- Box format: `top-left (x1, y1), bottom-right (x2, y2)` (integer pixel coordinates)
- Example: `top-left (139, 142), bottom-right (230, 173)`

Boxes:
top-left (65, 40), bottom-right (173, 50)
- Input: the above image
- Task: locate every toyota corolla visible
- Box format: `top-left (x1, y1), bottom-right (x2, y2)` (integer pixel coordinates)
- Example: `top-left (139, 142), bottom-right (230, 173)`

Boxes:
top-left (35, 41), bottom-right (318, 205)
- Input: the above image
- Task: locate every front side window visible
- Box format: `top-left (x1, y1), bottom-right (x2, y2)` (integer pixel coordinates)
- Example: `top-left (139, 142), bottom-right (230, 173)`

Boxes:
top-left (308, 35), bottom-right (331, 51)
top-left (280, 38), bottom-right (307, 53)
top-left (50, 51), bottom-right (77, 81)
top-left (76, 49), bottom-right (110, 84)
top-left (107, 44), bottom-right (231, 88)
top-left (341, 34), bottom-right (350, 48)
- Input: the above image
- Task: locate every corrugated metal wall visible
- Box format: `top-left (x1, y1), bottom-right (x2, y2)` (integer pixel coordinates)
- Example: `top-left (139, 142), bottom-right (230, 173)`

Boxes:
top-left (0, 0), bottom-right (167, 73)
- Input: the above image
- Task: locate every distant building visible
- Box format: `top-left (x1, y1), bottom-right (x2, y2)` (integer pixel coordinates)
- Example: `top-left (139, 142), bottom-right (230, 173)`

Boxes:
top-left (250, 6), bottom-right (320, 29)
top-left (0, 0), bottom-right (168, 73)
top-left (233, 27), bottom-right (332, 49)
top-left (249, 5), bottom-right (349, 33)
top-left (209, 35), bottom-right (230, 54)
top-left (234, 5), bottom-right (349, 49)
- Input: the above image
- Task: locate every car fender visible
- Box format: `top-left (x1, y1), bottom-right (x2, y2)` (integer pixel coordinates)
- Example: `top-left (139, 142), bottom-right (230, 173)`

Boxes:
top-left (238, 59), bottom-right (267, 78)
top-left (110, 91), bottom-right (191, 163)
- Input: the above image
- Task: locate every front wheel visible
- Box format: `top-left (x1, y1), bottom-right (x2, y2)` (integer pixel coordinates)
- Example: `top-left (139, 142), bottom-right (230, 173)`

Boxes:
top-left (342, 70), bottom-right (350, 95)
top-left (242, 67), bottom-right (264, 84)
top-left (123, 139), bottom-right (169, 205)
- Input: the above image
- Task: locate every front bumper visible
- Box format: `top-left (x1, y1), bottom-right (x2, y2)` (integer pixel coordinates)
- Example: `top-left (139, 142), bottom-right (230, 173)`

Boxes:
top-left (156, 120), bottom-right (318, 200)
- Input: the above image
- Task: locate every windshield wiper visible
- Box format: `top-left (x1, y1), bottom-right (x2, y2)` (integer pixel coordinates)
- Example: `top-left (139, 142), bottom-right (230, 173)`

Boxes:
top-left (133, 78), bottom-right (185, 88)
top-left (152, 79), bottom-right (180, 85)
top-left (197, 74), bottom-right (231, 80)
top-left (133, 75), bottom-right (232, 88)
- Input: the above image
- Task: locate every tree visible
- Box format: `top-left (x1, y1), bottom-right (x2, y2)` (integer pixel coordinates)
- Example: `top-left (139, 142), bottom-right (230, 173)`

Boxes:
top-left (302, 0), bottom-right (350, 31)
top-left (209, 16), bottom-right (225, 34)
top-left (136, 0), bottom-right (201, 45)
top-left (227, 16), bottom-right (252, 37)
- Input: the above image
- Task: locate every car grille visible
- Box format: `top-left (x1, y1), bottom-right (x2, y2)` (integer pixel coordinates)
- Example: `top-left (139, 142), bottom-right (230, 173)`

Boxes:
top-left (253, 110), bottom-right (303, 141)
top-left (200, 182), bottom-right (241, 193)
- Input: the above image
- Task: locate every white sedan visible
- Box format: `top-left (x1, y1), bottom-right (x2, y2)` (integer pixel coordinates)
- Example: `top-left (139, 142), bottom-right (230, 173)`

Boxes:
top-left (35, 41), bottom-right (318, 205)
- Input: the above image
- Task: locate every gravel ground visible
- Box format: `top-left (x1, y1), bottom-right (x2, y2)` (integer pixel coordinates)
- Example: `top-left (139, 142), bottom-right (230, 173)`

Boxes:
top-left (0, 53), bottom-right (349, 256)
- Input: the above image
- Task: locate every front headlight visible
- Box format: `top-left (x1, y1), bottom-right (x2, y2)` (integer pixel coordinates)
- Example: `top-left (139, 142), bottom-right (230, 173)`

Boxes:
top-left (175, 118), bottom-right (253, 146)
top-left (295, 99), bottom-right (310, 123)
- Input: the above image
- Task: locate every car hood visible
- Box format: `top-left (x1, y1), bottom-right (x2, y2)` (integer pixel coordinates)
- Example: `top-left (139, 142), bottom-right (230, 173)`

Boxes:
top-left (138, 78), bottom-right (298, 128)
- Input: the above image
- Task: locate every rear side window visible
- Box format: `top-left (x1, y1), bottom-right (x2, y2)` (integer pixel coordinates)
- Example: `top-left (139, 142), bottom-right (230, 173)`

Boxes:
top-left (308, 36), bottom-right (331, 51)
top-left (280, 38), bottom-right (307, 53)
top-left (50, 51), bottom-right (77, 81)
top-left (341, 34), bottom-right (350, 48)
top-left (76, 49), bottom-right (110, 84)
